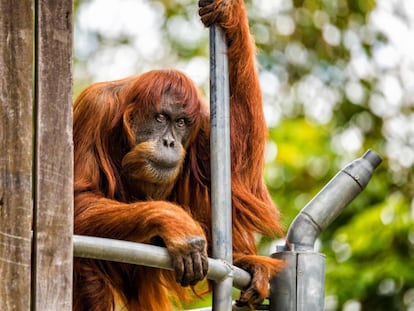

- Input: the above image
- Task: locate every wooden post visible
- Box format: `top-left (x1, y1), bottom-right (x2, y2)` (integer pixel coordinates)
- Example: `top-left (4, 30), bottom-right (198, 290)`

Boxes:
top-left (32, 1), bottom-right (73, 310)
top-left (0, 1), bottom-right (33, 310)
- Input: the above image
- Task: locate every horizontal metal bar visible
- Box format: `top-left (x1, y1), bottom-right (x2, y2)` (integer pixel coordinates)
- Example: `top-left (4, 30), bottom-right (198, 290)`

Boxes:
top-left (73, 235), bottom-right (251, 290)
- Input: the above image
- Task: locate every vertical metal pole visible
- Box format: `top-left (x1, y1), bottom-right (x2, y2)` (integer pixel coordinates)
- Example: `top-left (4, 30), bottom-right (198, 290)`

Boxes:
top-left (210, 25), bottom-right (233, 311)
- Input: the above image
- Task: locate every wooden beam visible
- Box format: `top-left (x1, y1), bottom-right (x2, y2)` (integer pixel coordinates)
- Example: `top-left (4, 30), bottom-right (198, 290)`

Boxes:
top-left (33, 1), bottom-right (73, 309)
top-left (0, 1), bottom-right (33, 309)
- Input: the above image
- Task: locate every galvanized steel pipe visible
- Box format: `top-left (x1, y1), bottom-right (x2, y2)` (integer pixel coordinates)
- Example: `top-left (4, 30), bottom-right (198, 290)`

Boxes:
top-left (270, 150), bottom-right (382, 311)
top-left (286, 149), bottom-right (382, 251)
top-left (73, 235), bottom-right (251, 289)
top-left (209, 24), bottom-right (233, 311)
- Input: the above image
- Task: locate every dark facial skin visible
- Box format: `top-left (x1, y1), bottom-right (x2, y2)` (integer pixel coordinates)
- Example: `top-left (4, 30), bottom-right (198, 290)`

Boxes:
top-left (135, 95), bottom-right (191, 168)
top-left (122, 94), bottom-right (192, 199)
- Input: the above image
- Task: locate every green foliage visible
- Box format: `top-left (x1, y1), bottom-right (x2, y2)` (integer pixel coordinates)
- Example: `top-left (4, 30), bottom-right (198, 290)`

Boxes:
top-left (256, 0), bottom-right (414, 309)
top-left (323, 192), bottom-right (414, 310)
top-left (265, 119), bottom-right (336, 222)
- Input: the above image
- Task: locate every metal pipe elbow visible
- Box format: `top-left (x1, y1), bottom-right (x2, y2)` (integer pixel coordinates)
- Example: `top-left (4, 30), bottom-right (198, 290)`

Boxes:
top-left (286, 150), bottom-right (382, 251)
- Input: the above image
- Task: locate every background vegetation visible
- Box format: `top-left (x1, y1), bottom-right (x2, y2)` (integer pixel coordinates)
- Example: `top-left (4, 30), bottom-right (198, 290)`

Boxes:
top-left (73, 0), bottom-right (414, 310)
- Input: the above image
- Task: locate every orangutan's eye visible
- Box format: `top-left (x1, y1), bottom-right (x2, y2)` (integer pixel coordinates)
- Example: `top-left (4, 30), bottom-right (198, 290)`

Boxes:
top-left (155, 114), bottom-right (167, 123)
top-left (176, 118), bottom-right (186, 128)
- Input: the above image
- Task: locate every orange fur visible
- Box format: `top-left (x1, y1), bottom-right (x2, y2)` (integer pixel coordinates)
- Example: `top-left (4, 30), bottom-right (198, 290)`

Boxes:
top-left (73, 1), bottom-right (284, 310)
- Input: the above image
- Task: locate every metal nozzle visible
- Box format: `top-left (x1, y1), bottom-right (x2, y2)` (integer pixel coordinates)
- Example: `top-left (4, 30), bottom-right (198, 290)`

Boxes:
top-left (285, 149), bottom-right (382, 251)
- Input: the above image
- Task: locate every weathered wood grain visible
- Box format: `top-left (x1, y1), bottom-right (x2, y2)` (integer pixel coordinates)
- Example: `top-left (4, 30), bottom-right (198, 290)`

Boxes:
top-left (0, 1), bottom-right (34, 310)
top-left (33, 1), bottom-right (73, 310)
